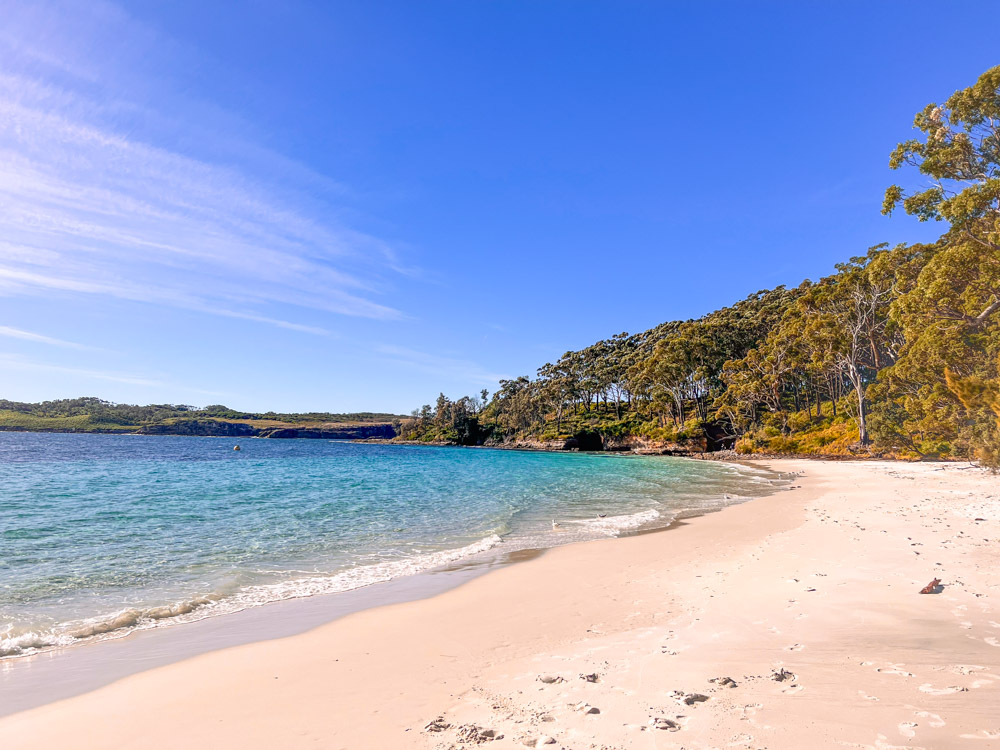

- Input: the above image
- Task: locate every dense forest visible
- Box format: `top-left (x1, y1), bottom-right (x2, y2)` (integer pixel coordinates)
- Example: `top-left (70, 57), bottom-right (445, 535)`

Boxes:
top-left (401, 66), bottom-right (1000, 467)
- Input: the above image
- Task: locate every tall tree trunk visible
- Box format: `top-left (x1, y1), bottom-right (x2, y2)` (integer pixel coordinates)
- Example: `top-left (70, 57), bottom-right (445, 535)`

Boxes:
top-left (856, 387), bottom-right (869, 445)
top-left (847, 367), bottom-right (868, 445)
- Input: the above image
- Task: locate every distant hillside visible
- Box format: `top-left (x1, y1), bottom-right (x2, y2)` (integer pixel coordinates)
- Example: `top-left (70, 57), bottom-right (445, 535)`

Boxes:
top-left (0, 398), bottom-right (402, 439)
top-left (399, 66), bottom-right (1000, 467)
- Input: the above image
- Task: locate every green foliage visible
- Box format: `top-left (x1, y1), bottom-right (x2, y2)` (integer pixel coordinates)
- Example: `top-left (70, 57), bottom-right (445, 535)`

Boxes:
top-left (883, 65), bottom-right (1000, 253)
top-left (397, 392), bottom-right (492, 445)
top-left (401, 66), bottom-right (1000, 464)
top-left (0, 409), bottom-right (133, 432)
top-left (0, 398), bottom-right (404, 434)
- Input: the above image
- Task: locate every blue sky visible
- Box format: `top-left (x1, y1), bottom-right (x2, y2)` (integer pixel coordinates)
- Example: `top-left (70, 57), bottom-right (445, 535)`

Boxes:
top-left (0, 1), bottom-right (997, 413)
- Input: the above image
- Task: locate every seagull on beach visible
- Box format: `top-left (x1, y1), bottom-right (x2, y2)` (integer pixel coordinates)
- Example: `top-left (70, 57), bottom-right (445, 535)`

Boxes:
top-left (552, 520), bottom-right (563, 530)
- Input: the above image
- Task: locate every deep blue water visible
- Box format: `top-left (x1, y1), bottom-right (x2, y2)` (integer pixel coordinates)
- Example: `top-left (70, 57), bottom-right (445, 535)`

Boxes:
top-left (0, 433), bottom-right (785, 657)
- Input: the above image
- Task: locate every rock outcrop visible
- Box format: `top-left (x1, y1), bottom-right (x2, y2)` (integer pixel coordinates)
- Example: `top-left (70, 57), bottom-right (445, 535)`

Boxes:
top-left (256, 423), bottom-right (397, 440)
top-left (137, 420), bottom-right (258, 437)
top-left (137, 420), bottom-right (397, 440)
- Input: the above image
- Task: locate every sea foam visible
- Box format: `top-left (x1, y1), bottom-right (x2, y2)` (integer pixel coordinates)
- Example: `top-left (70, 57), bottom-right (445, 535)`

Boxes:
top-left (0, 534), bottom-right (503, 658)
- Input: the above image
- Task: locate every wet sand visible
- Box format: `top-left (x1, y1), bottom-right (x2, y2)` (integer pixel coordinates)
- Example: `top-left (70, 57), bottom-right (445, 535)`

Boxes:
top-left (0, 459), bottom-right (997, 748)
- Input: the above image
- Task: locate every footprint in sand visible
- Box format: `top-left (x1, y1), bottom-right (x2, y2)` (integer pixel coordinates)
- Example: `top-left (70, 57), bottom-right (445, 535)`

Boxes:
top-left (876, 664), bottom-right (914, 677)
top-left (984, 637), bottom-right (1000, 648)
top-left (951, 664), bottom-right (986, 675)
top-left (958, 730), bottom-right (1000, 740)
top-left (918, 684), bottom-right (968, 695)
top-left (858, 690), bottom-right (879, 701)
top-left (786, 643), bottom-right (805, 652)
top-left (914, 711), bottom-right (945, 728)
top-left (898, 722), bottom-right (917, 738)
top-left (847, 731), bottom-right (927, 750)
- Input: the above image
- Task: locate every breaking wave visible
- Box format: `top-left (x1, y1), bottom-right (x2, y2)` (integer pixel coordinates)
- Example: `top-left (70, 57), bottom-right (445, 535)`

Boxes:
top-left (0, 533), bottom-right (503, 659)
top-left (565, 508), bottom-right (662, 536)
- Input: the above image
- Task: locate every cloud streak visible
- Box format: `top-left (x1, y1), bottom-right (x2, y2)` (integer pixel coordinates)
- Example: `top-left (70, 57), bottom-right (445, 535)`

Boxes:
top-left (0, 353), bottom-right (164, 388)
top-left (0, 2), bottom-right (409, 335)
top-left (0, 353), bottom-right (234, 398)
top-left (0, 325), bottom-right (94, 350)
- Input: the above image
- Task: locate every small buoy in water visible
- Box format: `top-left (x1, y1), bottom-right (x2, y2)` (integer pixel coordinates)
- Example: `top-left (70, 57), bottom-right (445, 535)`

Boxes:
top-left (233, 445), bottom-right (241, 451)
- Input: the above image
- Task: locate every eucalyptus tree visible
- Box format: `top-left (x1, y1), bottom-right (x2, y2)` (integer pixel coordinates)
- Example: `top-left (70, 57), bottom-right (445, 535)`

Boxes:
top-left (797, 256), bottom-right (897, 445)
top-left (884, 65), bottom-right (1000, 260)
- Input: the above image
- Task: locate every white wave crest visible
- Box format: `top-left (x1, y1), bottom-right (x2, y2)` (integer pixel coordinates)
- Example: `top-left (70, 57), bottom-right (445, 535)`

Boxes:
top-left (567, 508), bottom-right (661, 536)
top-left (0, 534), bottom-right (503, 659)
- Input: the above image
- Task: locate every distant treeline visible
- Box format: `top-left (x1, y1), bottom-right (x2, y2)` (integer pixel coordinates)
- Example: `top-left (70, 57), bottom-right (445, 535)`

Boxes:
top-left (403, 66), bottom-right (1000, 466)
top-left (0, 397), bottom-right (402, 428)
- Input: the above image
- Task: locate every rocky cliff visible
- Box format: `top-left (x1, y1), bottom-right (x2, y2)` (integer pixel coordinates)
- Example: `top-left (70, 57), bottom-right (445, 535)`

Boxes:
top-left (136, 420), bottom-right (259, 437)
top-left (136, 420), bottom-right (398, 439)
top-left (256, 423), bottom-right (398, 440)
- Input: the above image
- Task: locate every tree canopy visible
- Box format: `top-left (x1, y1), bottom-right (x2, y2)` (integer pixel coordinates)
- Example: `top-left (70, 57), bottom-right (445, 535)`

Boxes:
top-left (405, 65), bottom-right (1000, 467)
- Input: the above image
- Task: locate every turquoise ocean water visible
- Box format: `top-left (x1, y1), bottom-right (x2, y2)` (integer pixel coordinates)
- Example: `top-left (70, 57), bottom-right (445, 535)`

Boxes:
top-left (0, 433), bottom-right (787, 658)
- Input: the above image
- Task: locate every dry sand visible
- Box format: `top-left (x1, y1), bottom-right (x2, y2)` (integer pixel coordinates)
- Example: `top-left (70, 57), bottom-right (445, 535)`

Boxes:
top-left (1, 459), bottom-right (998, 749)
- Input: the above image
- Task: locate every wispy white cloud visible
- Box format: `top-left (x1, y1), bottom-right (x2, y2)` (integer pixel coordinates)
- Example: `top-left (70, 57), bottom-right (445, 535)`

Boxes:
top-left (0, 353), bottom-right (232, 397)
top-left (0, 325), bottom-right (94, 350)
top-left (0, 353), bottom-right (164, 387)
top-left (0, 1), bottom-right (409, 335)
top-left (375, 344), bottom-right (508, 388)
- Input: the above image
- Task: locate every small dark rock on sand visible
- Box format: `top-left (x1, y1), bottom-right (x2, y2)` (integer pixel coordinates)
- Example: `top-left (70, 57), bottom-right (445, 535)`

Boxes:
top-left (651, 717), bottom-right (682, 731)
top-left (919, 577), bottom-right (942, 594)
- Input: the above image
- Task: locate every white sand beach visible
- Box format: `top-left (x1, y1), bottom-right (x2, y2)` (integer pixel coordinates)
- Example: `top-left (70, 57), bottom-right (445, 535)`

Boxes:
top-left (1, 459), bottom-right (998, 749)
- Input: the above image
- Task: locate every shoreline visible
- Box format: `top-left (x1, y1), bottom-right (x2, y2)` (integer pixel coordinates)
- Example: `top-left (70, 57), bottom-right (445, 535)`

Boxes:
top-left (0, 548), bottom-right (508, 717)
top-left (1, 425), bottom-right (944, 463)
top-left (0, 460), bottom-right (764, 715)
top-left (1, 459), bottom-right (997, 748)
top-left (1, 446), bottom-right (782, 666)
